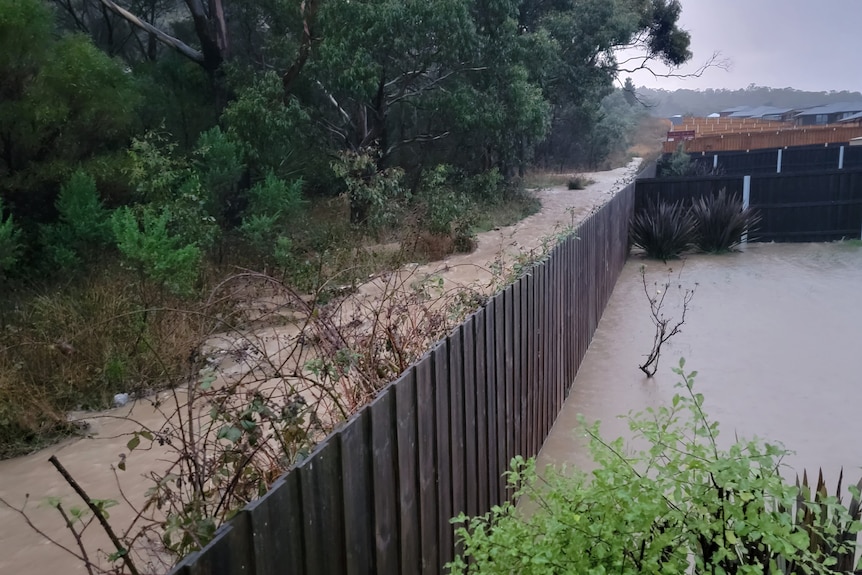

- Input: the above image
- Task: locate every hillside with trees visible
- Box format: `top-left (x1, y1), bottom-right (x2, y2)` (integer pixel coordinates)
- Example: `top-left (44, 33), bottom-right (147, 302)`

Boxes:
top-left (0, 0), bottom-right (690, 456)
top-left (638, 85), bottom-right (862, 118)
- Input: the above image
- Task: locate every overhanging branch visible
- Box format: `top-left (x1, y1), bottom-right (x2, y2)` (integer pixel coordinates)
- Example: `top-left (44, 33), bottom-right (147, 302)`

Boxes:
top-left (98, 0), bottom-right (204, 64)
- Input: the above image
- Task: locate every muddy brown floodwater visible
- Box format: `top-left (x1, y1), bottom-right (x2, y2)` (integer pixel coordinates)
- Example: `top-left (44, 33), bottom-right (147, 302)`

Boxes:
top-left (0, 160), bottom-right (642, 575)
top-left (539, 242), bottom-right (862, 488)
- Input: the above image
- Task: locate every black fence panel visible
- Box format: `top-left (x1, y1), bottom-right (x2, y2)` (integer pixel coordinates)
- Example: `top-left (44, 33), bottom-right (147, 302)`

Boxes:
top-left (636, 169), bottom-right (862, 243)
top-left (662, 144), bottom-right (862, 177)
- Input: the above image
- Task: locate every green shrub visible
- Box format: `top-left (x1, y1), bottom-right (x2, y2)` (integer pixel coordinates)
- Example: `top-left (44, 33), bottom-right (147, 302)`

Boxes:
top-left (630, 198), bottom-right (696, 261)
top-left (419, 165), bottom-right (477, 252)
top-left (660, 145), bottom-right (695, 177)
top-left (566, 174), bottom-right (592, 190)
top-left (194, 126), bottom-right (244, 227)
top-left (0, 198), bottom-right (22, 277)
top-left (691, 189), bottom-right (761, 253)
top-left (40, 170), bottom-right (111, 269)
top-left (112, 206), bottom-right (202, 297)
top-left (451, 360), bottom-right (862, 575)
top-left (331, 148), bottom-right (406, 230)
top-left (222, 72), bottom-right (317, 179)
top-left (240, 172), bottom-right (306, 257)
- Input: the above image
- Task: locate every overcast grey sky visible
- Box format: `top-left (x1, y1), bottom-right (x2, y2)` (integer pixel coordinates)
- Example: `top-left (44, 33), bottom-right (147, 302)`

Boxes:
top-left (627, 0), bottom-right (861, 93)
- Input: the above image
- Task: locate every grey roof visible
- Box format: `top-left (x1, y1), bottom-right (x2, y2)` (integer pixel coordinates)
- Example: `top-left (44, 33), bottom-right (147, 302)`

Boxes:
top-left (720, 106), bottom-right (750, 113)
top-left (728, 106), bottom-right (795, 119)
top-left (838, 111), bottom-right (862, 122)
top-left (794, 102), bottom-right (862, 116)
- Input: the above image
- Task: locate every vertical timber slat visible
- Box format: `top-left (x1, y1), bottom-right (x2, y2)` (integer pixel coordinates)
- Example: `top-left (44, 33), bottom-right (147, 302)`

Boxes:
top-left (473, 308), bottom-right (489, 514)
top-left (396, 370), bottom-right (421, 574)
top-left (371, 388), bottom-right (399, 574)
top-left (300, 439), bottom-right (346, 575)
top-left (416, 355), bottom-right (439, 574)
top-left (341, 411), bottom-right (374, 575)
top-left (462, 317), bottom-right (479, 518)
top-left (247, 473), bottom-right (304, 575)
top-left (433, 342), bottom-right (453, 569)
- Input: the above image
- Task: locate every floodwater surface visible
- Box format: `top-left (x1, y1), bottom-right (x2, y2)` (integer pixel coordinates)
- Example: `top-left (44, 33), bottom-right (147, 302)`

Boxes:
top-left (538, 242), bottom-right (862, 486)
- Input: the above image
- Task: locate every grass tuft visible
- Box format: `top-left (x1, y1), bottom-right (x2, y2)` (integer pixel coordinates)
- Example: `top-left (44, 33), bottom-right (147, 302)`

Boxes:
top-left (630, 199), bottom-right (697, 261)
top-left (690, 189), bottom-right (761, 253)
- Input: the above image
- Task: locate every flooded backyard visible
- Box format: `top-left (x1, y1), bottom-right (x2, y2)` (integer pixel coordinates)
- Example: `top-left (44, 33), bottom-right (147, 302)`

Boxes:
top-left (539, 241), bottom-right (862, 486)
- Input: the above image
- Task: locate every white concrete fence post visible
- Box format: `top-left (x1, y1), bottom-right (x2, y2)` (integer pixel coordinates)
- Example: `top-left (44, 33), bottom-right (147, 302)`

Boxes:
top-left (776, 149), bottom-right (782, 174)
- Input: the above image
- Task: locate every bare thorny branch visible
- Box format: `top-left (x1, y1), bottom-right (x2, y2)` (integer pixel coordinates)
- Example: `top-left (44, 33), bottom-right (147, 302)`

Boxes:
top-left (639, 263), bottom-right (696, 378)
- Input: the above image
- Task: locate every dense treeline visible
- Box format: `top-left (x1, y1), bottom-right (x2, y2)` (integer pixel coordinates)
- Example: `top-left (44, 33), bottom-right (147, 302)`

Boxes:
top-left (0, 0), bottom-right (689, 454)
top-left (1, 0), bottom-right (690, 278)
top-left (640, 85), bottom-right (862, 118)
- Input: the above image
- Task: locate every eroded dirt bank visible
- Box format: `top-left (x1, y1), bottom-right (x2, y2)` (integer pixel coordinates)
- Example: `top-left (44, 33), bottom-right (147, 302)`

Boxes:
top-left (0, 159), bottom-right (641, 574)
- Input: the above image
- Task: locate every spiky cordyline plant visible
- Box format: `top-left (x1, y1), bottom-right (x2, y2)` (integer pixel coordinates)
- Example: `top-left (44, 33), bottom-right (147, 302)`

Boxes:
top-left (691, 188), bottom-right (761, 253)
top-left (630, 198), bottom-right (697, 261)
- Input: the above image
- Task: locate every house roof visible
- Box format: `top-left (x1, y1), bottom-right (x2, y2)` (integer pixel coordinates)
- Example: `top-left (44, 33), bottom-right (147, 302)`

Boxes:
top-left (794, 102), bottom-right (862, 116)
top-left (720, 106), bottom-right (750, 113)
top-left (838, 111), bottom-right (862, 123)
top-left (728, 106), bottom-right (795, 118)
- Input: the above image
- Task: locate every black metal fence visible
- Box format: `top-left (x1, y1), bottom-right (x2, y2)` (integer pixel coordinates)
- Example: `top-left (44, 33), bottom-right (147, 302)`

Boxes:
top-left (658, 144), bottom-right (862, 177)
top-left (636, 169), bottom-right (862, 242)
top-left (168, 184), bottom-right (637, 575)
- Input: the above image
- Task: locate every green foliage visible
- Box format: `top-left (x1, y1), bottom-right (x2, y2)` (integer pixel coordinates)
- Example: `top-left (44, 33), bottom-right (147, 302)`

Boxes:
top-left (240, 172), bottom-right (306, 259)
top-left (691, 189), bottom-right (762, 253)
top-left (418, 165), bottom-right (477, 251)
top-left (661, 145), bottom-right (696, 177)
top-left (194, 126), bottom-right (244, 227)
top-left (112, 206), bottom-right (202, 297)
top-left (0, 0), bottom-right (139, 222)
top-left (630, 198), bottom-right (697, 260)
top-left (40, 170), bottom-right (110, 270)
top-left (222, 72), bottom-right (316, 179)
top-left (331, 148), bottom-right (406, 230)
top-left (0, 198), bottom-right (22, 277)
top-left (451, 360), bottom-right (862, 574)
top-left (127, 130), bottom-right (220, 251)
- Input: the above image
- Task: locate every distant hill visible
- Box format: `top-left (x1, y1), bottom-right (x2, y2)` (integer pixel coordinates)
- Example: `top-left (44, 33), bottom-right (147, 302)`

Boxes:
top-left (637, 85), bottom-right (862, 118)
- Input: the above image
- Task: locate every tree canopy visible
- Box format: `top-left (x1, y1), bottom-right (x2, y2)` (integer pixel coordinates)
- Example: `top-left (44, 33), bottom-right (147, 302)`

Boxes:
top-left (0, 0), bottom-right (692, 274)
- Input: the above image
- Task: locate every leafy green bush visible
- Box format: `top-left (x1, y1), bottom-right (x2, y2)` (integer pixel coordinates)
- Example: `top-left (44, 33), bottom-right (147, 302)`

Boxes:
top-left (126, 130), bottom-right (221, 252)
top-left (0, 0), bottom-right (139, 223)
top-left (660, 145), bottom-right (695, 177)
top-left (112, 206), bottom-right (202, 297)
top-left (0, 198), bottom-right (22, 277)
top-left (452, 360), bottom-right (862, 575)
top-left (40, 170), bottom-right (111, 269)
top-left (331, 148), bottom-right (407, 230)
top-left (222, 71), bottom-right (317, 179)
top-left (419, 164), bottom-right (477, 253)
top-left (240, 172), bottom-right (306, 257)
top-left (691, 189), bottom-right (761, 253)
top-left (630, 198), bottom-right (696, 260)
top-left (194, 126), bottom-right (244, 227)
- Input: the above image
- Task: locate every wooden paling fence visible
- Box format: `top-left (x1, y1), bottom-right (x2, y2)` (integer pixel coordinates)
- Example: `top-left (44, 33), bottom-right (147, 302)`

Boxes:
top-left (168, 184), bottom-right (636, 575)
top-left (636, 169), bottom-right (862, 242)
top-left (663, 125), bottom-right (862, 154)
